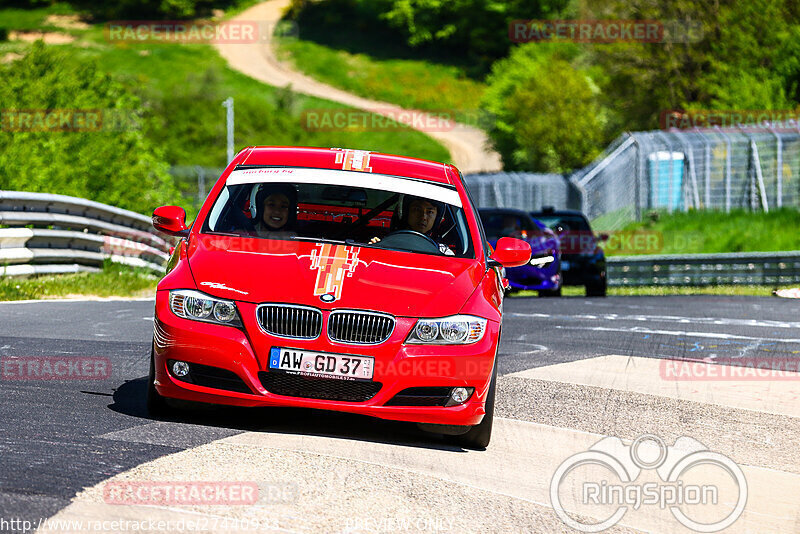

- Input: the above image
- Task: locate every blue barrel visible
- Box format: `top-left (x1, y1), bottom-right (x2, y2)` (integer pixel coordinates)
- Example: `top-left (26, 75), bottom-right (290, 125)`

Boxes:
top-left (647, 151), bottom-right (685, 210)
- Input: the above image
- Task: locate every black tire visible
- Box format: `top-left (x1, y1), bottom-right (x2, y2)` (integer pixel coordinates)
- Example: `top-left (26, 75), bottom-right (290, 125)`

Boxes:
top-left (146, 345), bottom-right (172, 417)
top-left (538, 286), bottom-right (562, 297)
top-left (450, 360), bottom-right (497, 450)
top-left (586, 280), bottom-right (607, 297)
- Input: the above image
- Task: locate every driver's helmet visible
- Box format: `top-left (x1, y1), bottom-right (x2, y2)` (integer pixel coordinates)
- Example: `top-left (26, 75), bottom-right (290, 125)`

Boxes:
top-left (391, 194), bottom-right (445, 236)
top-left (251, 183), bottom-right (298, 230)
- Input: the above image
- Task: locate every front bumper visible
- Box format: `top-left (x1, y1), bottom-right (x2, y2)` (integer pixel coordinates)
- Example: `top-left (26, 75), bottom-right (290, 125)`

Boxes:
top-left (152, 290), bottom-right (498, 426)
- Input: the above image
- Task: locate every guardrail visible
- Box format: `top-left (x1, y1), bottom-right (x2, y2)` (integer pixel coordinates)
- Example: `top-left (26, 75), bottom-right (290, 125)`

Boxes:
top-left (0, 191), bottom-right (171, 277)
top-left (607, 251), bottom-right (800, 286)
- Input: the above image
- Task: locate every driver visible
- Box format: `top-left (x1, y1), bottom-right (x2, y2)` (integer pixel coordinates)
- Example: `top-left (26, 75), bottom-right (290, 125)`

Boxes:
top-left (370, 196), bottom-right (454, 255)
top-left (252, 183), bottom-right (298, 238)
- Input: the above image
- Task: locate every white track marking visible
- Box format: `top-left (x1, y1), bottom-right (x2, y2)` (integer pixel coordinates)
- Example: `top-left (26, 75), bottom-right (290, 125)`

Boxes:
top-left (511, 312), bottom-right (800, 329)
top-left (508, 355), bottom-right (800, 418)
top-left (551, 324), bottom-right (800, 343)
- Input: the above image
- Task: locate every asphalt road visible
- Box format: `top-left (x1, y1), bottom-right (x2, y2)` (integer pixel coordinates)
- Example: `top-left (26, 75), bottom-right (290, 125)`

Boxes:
top-left (1, 295), bottom-right (799, 532)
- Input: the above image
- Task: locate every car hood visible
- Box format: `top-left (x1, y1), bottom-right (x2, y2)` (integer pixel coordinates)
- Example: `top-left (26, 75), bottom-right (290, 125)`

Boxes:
top-left (186, 235), bottom-right (484, 317)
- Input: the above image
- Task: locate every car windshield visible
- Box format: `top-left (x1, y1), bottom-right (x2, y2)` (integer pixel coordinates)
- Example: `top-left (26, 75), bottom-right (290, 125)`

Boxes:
top-left (534, 215), bottom-right (592, 233)
top-left (202, 167), bottom-right (475, 258)
top-left (480, 212), bottom-right (543, 241)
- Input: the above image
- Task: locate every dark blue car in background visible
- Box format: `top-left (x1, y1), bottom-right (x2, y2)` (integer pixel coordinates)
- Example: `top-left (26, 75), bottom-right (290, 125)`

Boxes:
top-left (479, 209), bottom-right (562, 297)
top-left (529, 208), bottom-right (607, 296)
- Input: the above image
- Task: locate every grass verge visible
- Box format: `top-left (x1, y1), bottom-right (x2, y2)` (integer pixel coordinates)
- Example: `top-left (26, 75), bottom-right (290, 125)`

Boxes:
top-left (0, 261), bottom-right (158, 301)
top-left (0, 3), bottom-right (76, 33)
top-left (609, 209), bottom-right (800, 256)
top-left (276, 36), bottom-right (485, 116)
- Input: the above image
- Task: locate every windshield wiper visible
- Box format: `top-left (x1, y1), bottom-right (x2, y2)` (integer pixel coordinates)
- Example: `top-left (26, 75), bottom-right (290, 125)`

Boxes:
top-left (345, 239), bottom-right (375, 247)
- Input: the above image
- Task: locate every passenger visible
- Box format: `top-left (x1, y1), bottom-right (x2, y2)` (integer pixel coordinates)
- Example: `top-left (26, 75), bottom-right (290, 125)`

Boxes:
top-left (371, 195), bottom-right (454, 255)
top-left (252, 183), bottom-right (298, 238)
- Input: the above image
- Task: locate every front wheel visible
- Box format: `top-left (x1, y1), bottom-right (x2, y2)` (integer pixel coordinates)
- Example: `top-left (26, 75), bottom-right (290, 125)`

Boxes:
top-left (586, 279), bottom-right (607, 297)
top-left (449, 361), bottom-right (497, 450)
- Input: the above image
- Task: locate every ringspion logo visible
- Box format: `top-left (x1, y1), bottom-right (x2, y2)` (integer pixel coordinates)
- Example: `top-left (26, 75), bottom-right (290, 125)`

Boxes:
top-left (551, 434), bottom-right (747, 532)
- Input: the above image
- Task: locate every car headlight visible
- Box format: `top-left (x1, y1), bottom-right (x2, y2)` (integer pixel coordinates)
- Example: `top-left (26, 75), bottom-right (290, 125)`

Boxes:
top-left (406, 315), bottom-right (487, 345)
top-left (529, 254), bottom-right (555, 267)
top-left (169, 290), bottom-right (242, 327)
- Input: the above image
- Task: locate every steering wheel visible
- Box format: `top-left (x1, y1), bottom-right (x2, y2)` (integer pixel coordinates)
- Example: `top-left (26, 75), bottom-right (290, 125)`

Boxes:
top-left (373, 230), bottom-right (441, 254)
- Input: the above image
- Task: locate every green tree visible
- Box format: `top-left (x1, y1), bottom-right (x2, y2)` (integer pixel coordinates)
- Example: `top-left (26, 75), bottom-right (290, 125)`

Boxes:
top-left (483, 42), bottom-right (606, 172)
top-left (381, 0), bottom-right (570, 68)
top-left (0, 42), bottom-right (180, 214)
top-left (582, 0), bottom-right (800, 128)
top-left (287, 0), bottom-right (572, 74)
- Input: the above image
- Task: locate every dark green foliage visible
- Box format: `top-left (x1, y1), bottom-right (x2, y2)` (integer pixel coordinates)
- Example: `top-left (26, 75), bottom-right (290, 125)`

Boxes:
top-left (287, 0), bottom-right (570, 75)
top-left (482, 43), bottom-right (607, 172)
top-left (0, 42), bottom-right (181, 214)
top-left (32, 0), bottom-right (253, 20)
top-left (584, 0), bottom-right (800, 129)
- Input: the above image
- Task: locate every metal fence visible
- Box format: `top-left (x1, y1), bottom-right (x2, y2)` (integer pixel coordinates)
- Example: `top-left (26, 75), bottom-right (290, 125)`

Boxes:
top-left (466, 129), bottom-right (800, 230)
top-left (0, 191), bottom-right (171, 277)
top-left (607, 251), bottom-right (800, 287)
top-left (462, 172), bottom-right (581, 212)
top-left (574, 129), bottom-right (800, 229)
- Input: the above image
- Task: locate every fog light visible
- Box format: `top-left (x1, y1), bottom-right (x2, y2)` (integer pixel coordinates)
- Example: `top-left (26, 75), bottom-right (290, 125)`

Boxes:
top-left (172, 360), bottom-right (190, 378)
top-left (449, 387), bottom-right (472, 406)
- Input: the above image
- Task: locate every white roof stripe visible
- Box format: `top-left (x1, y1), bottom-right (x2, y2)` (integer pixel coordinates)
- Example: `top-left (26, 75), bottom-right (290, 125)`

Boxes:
top-left (226, 167), bottom-right (462, 207)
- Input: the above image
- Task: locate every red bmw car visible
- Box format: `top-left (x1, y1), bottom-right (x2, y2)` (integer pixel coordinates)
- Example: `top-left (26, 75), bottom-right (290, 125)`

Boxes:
top-left (148, 147), bottom-right (531, 449)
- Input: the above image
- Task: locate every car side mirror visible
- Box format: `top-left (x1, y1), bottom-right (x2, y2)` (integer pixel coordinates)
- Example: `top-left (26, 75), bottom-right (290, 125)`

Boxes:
top-left (489, 237), bottom-right (531, 268)
top-left (153, 206), bottom-right (189, 237)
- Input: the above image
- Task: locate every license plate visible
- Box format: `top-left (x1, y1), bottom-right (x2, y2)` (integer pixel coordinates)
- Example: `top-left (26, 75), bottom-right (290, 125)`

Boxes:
top-left (561, 260), bottom-right (571, 270)
top-left (269, 347), bottom-right (374, 381)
